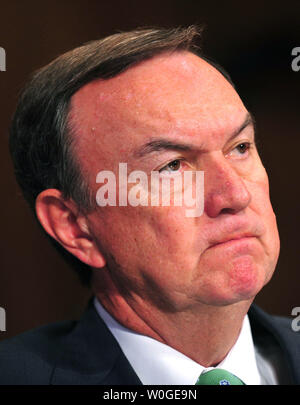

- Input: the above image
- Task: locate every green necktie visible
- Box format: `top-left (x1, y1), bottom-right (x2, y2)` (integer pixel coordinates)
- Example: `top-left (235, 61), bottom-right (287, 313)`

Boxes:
top-left (196, 368), bottom-right (246, 385)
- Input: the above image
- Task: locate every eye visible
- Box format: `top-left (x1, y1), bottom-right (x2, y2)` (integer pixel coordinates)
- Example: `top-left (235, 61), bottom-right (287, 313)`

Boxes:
top-left (159, 159), bottom-right (182, 173)
top-left (229, 142), bottom-right (252, 158)
top-left (235, 142), bottom-right (250, 154)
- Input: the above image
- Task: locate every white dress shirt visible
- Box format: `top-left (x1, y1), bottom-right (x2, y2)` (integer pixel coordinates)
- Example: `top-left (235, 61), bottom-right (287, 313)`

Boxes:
top-left (94, 297), bottom-right (278, 385)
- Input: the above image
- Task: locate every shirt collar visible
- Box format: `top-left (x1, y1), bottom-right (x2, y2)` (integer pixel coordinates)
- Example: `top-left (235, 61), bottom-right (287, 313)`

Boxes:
top-left (94, 297), bottom-right (261, 385)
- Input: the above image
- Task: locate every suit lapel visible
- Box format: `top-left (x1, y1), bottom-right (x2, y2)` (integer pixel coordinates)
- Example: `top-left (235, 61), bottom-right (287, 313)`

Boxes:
top-left (249, 304), bottom-right (300, 384)
top-left (51, 298), bottom-right (142, 385)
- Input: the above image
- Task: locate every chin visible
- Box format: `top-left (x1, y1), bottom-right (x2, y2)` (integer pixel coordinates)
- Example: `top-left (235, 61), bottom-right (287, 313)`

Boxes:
top-left (198, 257), bottom-right (271, 307)
top-left (227, 257), bottom-right (272, 303)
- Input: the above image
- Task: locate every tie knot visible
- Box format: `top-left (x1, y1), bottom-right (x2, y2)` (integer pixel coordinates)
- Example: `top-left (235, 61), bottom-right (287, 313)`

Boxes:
top-left (196, 368), bottom-right (245, 385)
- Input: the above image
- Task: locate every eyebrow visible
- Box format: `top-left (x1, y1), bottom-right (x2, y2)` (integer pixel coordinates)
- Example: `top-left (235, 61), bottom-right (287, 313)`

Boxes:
top-left (134, 112), bottom-right (255, 158)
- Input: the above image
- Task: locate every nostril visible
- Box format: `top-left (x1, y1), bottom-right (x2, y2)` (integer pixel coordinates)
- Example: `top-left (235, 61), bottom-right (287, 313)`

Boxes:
top-left (204, 178), bottom-right (251, 218)
top-left (220, 207), bottom-right (236, 215)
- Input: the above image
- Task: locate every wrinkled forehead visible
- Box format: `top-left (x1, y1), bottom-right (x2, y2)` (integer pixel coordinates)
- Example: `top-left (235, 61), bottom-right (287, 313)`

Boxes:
top-left (69, 51), bottom-right (245, 140)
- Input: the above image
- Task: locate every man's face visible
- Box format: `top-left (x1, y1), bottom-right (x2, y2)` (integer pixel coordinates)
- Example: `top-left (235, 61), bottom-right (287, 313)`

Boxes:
top-left (70, 51), bottom-right (280, 309)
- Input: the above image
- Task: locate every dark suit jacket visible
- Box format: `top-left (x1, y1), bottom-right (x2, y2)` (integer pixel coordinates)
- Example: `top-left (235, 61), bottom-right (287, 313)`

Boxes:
top-left (0, 298), bottom-right (299, 385)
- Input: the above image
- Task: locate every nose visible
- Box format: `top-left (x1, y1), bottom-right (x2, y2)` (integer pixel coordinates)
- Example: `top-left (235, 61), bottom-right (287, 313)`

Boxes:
top-left (204, 154), bottom-right (251, 218)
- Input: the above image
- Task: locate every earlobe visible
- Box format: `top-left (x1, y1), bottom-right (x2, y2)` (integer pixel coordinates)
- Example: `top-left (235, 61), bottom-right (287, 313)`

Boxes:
top-left (35, 189), bottom-right (106, 268)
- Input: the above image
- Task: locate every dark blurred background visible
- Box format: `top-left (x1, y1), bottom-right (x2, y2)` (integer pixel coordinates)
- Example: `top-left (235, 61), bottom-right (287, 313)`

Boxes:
top-left (0, 0), bottom-right (299, 340)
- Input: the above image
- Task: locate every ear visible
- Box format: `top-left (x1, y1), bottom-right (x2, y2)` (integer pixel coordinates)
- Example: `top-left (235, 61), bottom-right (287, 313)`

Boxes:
top-left (35, 189), bottom-right (106, 268)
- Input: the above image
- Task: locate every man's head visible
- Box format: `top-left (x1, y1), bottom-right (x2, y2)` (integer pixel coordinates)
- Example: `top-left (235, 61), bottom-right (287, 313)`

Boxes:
top-left (10, 27), bottom-right (280, 310)
top-left (10, 26), bottom-right (203, 286)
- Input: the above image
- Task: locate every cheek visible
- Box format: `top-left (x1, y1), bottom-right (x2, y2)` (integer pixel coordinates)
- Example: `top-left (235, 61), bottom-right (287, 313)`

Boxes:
top-left (262, 206), bottom-right (280, 283)
top-left (143, 207), bottom-right (202, 259)
top-left (119, 207), bottom-right (202, 288)
top-left (90, 205), bottom-right (196, 267)
top-left (241, 174), bottom-right (280, 286)
top-left (250, 177), bottom-right (280, 258)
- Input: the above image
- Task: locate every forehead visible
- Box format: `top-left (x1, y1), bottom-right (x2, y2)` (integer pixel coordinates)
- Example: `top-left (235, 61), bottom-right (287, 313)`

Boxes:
top-left (69, 51), bottom-right (246, 166)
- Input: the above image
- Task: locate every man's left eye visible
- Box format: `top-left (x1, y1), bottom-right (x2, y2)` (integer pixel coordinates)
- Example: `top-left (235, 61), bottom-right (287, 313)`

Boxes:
top-left (234, 142), bottom-right (251, 155)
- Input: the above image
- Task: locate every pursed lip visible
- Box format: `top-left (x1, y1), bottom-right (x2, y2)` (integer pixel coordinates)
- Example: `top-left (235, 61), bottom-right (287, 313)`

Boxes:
top-left (208, 234), bottom-right (258, 249)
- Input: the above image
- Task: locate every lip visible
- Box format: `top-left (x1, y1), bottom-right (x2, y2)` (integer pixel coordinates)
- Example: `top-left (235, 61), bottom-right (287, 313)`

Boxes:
top-left (209, 235), bottom-right (257, 250)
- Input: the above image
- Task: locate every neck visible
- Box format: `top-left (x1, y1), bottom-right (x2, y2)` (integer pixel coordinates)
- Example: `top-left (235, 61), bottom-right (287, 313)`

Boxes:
top-left (92, 270), bottom-right (252, 367)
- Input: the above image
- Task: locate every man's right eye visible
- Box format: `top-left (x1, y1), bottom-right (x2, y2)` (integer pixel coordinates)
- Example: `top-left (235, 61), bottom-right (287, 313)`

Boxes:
top-left (158, 159), bottom-right (182, 173)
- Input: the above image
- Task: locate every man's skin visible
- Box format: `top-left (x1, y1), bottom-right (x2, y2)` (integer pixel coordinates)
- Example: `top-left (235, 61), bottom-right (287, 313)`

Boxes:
top-left (35, 51), bottom-right (280, 367)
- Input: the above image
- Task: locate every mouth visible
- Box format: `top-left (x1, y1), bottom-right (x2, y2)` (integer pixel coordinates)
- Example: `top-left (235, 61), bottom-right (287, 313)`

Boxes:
top-left (208, 235), bottom-right (257, 250)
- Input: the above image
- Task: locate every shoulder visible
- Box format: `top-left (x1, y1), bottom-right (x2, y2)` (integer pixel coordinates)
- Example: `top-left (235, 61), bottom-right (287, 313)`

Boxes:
top-left (249, 304), bottom-right (300, 384)
top-left (0, 299), bottom-right (127, 385)
top-left (249, 304), bottom-right (300, 342)
top-left (0, 319), bottom-right (76, 385)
